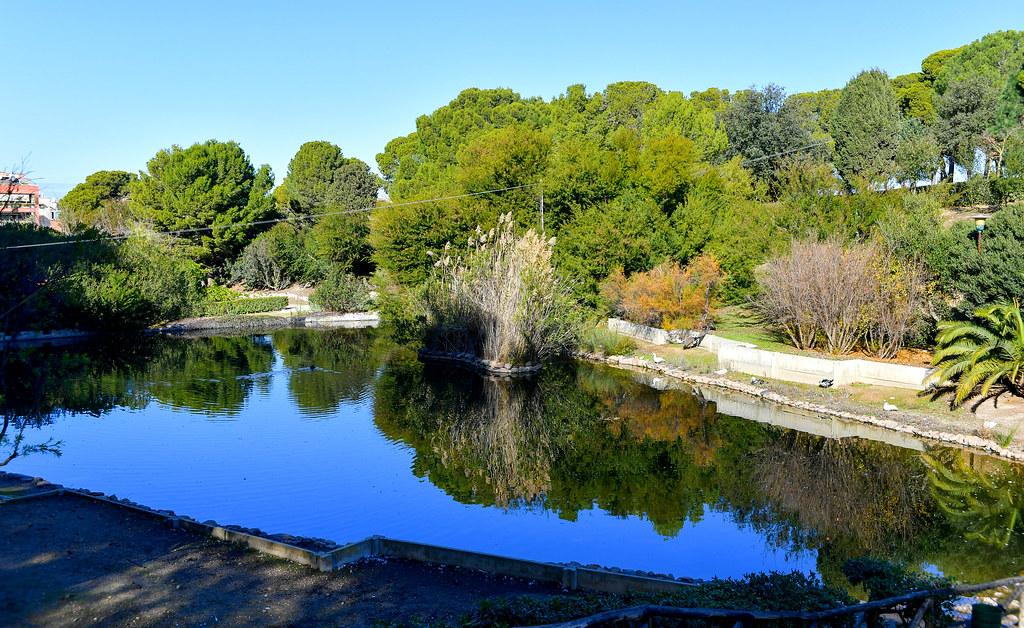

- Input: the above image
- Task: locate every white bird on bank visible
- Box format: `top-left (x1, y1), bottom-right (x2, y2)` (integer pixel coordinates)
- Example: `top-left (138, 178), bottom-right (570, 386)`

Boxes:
top-left (714, 368), bottom-right (728, 376)
top-left (882, 402), bottom-right (898, 412)
top-left (652, 352), bottom-right (665, 363)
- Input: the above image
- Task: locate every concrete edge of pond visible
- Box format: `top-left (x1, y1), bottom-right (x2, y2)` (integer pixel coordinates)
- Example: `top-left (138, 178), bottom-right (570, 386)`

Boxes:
top-left (578, 350), bottom-right (1024, 463)
top-left (0, 479), bottom-right (698, 595)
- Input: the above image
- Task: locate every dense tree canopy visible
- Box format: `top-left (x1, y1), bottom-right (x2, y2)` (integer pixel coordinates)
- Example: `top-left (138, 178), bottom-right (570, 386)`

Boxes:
top-left (833, 69), bottom-right (901, 184)
top-left (59, 170), bottom-right (137, 232)
top-left (283, 141), bottom-right (379, 214)
top-left (130, 140), bottom-right (276, 272)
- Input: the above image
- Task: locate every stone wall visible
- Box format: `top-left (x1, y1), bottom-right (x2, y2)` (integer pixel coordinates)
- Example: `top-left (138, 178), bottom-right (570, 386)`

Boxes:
top-left (607, 318), bottom-right (930, 391)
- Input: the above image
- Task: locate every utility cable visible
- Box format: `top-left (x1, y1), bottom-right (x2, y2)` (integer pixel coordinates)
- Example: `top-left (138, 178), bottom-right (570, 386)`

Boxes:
top-left (0, 182), bottom-right (540, 252)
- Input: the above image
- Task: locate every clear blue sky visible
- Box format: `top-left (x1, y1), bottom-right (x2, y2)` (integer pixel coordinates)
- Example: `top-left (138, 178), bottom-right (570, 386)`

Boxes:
top-left (10, 1), bottom-right (1024, 198)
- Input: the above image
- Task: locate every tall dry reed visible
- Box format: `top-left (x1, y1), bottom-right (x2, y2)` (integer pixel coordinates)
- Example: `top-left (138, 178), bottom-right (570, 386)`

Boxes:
top-left (424, 213), bottom-right (580, 365)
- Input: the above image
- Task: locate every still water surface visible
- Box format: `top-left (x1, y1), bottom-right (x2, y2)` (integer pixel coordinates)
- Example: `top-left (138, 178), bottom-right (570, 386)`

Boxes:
top-left (4, 329), bottom-right (1022, 584)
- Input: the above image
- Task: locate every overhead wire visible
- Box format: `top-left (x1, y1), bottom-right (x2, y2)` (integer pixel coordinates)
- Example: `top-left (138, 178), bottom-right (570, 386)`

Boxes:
top-left (0, 182), bottom-right (540, 252)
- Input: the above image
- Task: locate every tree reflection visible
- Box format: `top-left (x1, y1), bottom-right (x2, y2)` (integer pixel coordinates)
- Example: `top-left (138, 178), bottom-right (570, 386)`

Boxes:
top-left (922, 448), bottom-right (1024, 547)
top-left (141, 335), bottom-right (273, 415)
top-left (749, 433), bottom-right (931, 553)
top-left (272, 328), bottom-right (386, 413)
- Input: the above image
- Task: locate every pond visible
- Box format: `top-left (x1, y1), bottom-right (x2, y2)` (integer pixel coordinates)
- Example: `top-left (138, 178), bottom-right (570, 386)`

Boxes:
top-left (2, 328), bottom-right (1022, 586)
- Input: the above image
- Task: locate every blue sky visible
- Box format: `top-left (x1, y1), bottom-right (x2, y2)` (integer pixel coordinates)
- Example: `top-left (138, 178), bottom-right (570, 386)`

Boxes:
top-left (10, 1), bottom-right (1024, 198)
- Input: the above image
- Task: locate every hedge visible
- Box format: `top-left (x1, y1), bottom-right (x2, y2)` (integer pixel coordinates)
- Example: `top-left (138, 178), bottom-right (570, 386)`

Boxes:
top-left (199, 296), bottom-right (288, 316)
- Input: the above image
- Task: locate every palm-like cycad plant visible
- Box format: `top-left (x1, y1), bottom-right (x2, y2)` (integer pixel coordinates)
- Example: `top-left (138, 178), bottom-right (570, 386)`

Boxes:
top-left (928, 301), bottom-right (1024, 406)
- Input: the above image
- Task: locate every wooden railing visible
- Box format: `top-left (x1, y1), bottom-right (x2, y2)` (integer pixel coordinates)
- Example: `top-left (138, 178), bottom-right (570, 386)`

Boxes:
top-left (530, 575), bottom-right (1024, 628)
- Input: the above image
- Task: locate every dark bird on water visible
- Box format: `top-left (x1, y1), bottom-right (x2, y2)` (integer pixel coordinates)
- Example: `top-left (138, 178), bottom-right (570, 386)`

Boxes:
top-left (818, 378), bottom-right (833, 388)
top-left (309, 365), bottom-right (317, 371)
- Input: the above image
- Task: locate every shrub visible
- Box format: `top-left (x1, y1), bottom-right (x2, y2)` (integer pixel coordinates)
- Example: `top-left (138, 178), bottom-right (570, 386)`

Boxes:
top-left (468, 571), bottom-right (855, 627)
top-left (309, 268), bottom-right (374, 312)
top-left (578, 326), bottom-right (637, 356)
top-left (753, 239), bottom-right (929, 356)
top-left (200, 296), bottom-right (288, 316)
top-left (424, 212), bottom-right (582, 365)
top-left (601, 254), bottom-right (723, 330)
top-left (842, 558), bottom-right (955, 625)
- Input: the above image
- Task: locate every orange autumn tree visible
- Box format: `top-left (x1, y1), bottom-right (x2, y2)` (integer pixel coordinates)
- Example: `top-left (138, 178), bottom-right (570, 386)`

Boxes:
top-left (601, 253), bottom-right (724, 330)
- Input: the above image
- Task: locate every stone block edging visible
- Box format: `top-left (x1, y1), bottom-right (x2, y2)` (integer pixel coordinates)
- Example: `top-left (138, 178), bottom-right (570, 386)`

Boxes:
top-left (0, 482), bottom-right (696, 594)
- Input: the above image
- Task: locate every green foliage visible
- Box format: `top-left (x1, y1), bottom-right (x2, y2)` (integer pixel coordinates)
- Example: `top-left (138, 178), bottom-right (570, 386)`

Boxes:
top-left (200, 295), bottom-right (288, 316)
top-left (833, 69), bottom-right (901, 184)
top-left (468, 571), bottom-right (855, 626)
top-left (935, 206), bottom-right (1024, 317)
top-left (936, 75), bottom-right (998, 177)
top-left (554, 192), bottom-right (676, 306)
top-left (842, 558), bottom-right (955, 624)
top-left (231, 223), bottom-right (303, 290)
top-left (283, 141), bottom-right (379, 214)
top-left (129, 139), bottom-right (276, 274)
top-left (577, 325), bottom-right (638, 356)
top-left (929, 301), bottom-right (1024, 406)
top-left (59, 170), bottom-right (137, 232)
top-left (306, 212), bottom-right (374, 275)
top-left (896, 118), bottom-right (942, 186)
top-left (721, 84), bottom-right (812, 186)
top-left (309, 268), bottom-right (374, 312)
top-left (74, 239), bottom-right (206, 329)
top-left (370, 195), bottom-right (496, 286)
top-left (892, 72), bottom-right (936, 124)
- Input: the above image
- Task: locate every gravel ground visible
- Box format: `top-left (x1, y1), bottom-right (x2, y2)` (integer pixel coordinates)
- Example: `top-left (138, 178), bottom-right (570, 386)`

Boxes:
top-left (0, 475), bottom-right (569, 627)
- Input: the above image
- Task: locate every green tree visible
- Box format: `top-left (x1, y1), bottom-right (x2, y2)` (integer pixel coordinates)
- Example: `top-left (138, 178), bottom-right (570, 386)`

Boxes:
top-left (895, 118), bottom-right (942, 187)
top-left (937, 206), bottom-right (1024, 317)
top-left (59, 170), bottom-right (138, 233)
top-left (130, 140), bottom-right (276, 273)
top-left (721, 84), bottom-right (811, 185)
top-left (929, 301), bottom-right (1024, 406)
top-left (936, 75), bottom-right (998, 178)
top-left (554, 192), bottom-right (676, 305)
top-left (833, 69), bottom-right (901, 185)
top-left (642, 91), bottom-right (728, 160)
top-left (891, 73), bottom-right (936, 124)
top-left (283, 141), bottom-right (379, 214)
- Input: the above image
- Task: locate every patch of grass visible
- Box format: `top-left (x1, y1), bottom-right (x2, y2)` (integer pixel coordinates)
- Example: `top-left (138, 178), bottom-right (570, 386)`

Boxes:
top-left (994, 425), bottom-right (1019, 448)
top-left (713, 305), bottom-right (804, 354)
top-left (579, 326), bottom-right (637, 356)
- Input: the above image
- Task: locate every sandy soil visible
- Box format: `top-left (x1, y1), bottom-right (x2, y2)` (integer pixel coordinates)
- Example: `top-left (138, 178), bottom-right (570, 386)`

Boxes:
top-left (0, 475), bottom-right (569, 628)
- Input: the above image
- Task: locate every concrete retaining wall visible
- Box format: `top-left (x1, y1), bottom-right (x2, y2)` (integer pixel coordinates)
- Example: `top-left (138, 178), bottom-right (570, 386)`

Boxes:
top-left (608, 319), bottom-right (930, 390)
top-left (716, 342), bottom-right (929, 390)
top-left (608, 318), bottom-right (671, 345)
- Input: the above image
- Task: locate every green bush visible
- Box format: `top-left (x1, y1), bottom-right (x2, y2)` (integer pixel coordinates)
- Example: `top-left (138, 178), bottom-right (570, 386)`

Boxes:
top-left (309, 268), bottom-right (374, 312)
top-left (200, 296), bottom-right (288, 316)
top-left (578, 325), bottom-right (637, 355)
top-left (468, 571), bottom-right (856, 627)
top-left (842, 558), bottom-right (955, 625)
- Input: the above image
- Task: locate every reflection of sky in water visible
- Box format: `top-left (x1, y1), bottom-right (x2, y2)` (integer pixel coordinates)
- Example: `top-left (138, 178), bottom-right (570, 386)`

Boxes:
top-left (9, 345), bottom-right (811, 578)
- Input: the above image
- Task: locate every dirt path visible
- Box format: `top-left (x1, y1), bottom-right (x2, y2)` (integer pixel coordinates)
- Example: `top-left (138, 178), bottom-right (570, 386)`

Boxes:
top-left (0, 475), bottom-right (567, 627)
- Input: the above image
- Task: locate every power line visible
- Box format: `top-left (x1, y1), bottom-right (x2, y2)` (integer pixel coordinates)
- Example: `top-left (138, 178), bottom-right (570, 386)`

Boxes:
top-left (0, 182), bottom-right (540, 252)
top-left (740, 140), bottom-right (832, 165)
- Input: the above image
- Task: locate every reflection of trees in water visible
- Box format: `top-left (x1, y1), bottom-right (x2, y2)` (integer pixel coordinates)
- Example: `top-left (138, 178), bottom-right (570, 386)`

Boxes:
top-left (272, 328), bottom-right (385, 413)
top-left (141, 335), bottom-right (274, 415)
top-left (374, 355), bottom-right (759, 534)
top-left (1, 338), bottom-right (162, 465)
top-left (922, 448), bottom-right (1024, 547)
top-left (749, 432), bottom-right (931, 554)
top-left (436, 375), bottom-right (553, 509)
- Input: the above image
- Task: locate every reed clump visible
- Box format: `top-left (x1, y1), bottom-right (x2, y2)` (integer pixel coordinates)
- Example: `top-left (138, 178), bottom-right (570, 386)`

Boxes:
top-left (423, 213), bottom-right (581, 367)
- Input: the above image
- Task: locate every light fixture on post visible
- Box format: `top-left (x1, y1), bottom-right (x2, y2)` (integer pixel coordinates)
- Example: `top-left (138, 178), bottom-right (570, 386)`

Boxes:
top-left (973, 214), bottom-right (989, 253)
